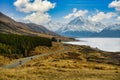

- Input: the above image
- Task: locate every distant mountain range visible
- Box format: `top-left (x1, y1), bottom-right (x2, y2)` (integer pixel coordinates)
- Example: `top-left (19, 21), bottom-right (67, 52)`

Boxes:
top-left (1, 12), bottom-right (119, 38)
top-left (93, 24), bottom-right (120, 37)
top-left (45, 17), bottom-right (120, 37)
top-left (0, 12), bottom-right (57, 37)
top-left (44, 21), bottom-right (65, 32)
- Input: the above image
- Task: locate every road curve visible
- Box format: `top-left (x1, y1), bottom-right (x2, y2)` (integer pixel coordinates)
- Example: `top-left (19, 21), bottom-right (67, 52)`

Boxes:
top-left (1, 46), bottom-right (68, 69)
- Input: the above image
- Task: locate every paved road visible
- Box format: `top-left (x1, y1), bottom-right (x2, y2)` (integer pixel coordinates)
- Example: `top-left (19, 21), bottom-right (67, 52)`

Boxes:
top-left (1, 46), bottom-right (67, 69)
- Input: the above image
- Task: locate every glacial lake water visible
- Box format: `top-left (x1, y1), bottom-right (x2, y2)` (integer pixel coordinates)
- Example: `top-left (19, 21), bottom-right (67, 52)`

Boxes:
top-left (63, 38), bottom-right (120, 52)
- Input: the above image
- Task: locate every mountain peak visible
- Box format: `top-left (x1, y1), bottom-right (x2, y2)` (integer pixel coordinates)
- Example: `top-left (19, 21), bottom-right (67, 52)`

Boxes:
top-left (68, 16), bottom-right (88, 25)
top-left (75, 16), bottom-right (85, 21)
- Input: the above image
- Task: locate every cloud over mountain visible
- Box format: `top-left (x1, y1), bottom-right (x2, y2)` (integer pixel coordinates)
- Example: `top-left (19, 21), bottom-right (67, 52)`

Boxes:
top-left (109, 0), bottom-right (120, 11)
top-left (88, 12), bottom-right (117, 22)
top-left (64, 8), bottom-right (88, 19)
top-left (14, 0), bottom-right (55, 24)
top-left (118, 16), bottom-right (120, 20)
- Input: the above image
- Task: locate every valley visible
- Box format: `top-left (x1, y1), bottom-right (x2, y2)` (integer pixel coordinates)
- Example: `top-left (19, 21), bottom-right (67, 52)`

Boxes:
top-left (0, 9), bottom-right (120, 80)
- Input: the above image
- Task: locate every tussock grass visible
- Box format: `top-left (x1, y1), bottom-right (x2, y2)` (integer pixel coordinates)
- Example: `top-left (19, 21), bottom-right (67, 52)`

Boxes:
top-left (0, 67), bottom-right (120, 80)
top-left (0, 55), bottom-right (15, 66)
top-left (0, 43), bottom-right (120, 80)
top-left (30, 42), bottom-right (64, 55)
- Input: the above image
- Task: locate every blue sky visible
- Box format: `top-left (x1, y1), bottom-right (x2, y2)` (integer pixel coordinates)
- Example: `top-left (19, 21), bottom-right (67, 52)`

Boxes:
top-left (48, 0), bottom-right (115, 21)
top-left (0, 0), bottom-right (120, 24)
top-left (0, 0), bottom-right (25, 19)
top-left (49, 0), bottom-right (113, 13)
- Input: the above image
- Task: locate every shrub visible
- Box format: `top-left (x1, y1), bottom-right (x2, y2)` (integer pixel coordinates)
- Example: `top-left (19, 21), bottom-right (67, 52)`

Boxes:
top-left (51, 37), bottom-right (57, 42)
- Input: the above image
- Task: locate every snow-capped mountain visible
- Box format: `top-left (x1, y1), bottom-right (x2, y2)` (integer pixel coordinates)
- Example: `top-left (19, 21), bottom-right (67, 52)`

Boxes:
top-left (44, 21), bottom-right (66, 32)
top-left (44, 17), bottom-right (120, 37)
top-left (44, 17), bottom-right (106, 33)
top-left (105, 24), bottom-right (120, 30)
top-left (92, 24), bottom-right (120, 37)
top-left (60, 17), bottom-right (105, 33)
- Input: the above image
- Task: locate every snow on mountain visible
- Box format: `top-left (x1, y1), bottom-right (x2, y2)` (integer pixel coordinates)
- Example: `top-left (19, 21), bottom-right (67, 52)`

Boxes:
top-left (44, 21), bottom-right (66, 32)
top-left (44, 17), bottom-right (106, 33)
top-left (92, 24), bottom-right (120, 37)
top-left (59, 17), bottom-right (106, 33)
top-left (105, 24), bottom-right (120, 30)
top-left (44, 16), bottom-right (120, 37)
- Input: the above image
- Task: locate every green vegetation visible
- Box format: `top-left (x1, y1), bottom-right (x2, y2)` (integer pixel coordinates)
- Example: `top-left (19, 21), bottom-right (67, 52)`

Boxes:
top-left (0, 33), bottom-right (52, 58)
top-left (51, 37), bottom-right (57, 42)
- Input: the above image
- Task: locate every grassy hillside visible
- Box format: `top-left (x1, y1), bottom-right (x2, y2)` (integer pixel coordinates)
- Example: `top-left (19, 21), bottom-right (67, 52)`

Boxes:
top-left (0, 43), bottom-right (120, 80)
top-left (0, 55), bottom-right (16, 66)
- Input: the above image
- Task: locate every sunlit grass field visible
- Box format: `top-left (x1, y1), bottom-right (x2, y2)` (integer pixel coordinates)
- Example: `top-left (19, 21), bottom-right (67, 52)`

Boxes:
top-left (0, 42), bottom-right (120, 80)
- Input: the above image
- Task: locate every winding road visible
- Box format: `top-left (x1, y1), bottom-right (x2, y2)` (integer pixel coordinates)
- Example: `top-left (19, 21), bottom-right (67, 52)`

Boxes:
top-left (1, 46), bottom-right (68, 69)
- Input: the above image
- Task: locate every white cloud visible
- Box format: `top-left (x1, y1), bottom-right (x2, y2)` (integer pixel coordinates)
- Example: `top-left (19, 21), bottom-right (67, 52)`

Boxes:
top-left (14, 0), bottom-right (55, 13)
top-left (64, 13), bottom-right (73, 19)
top-left (64, 8), bottom-right (88, 19)
top-left (73, 8), bottom-right (77, 13)
top-left (24, 12), bottom-right (51, 24)
top-left (118, 16), bottom-right (120, 21)
top-left (74, 10), bottom-right (88, 17)
top-left (88, 12), bottom-right (117, 22)
top-left (14, 0), bottom-right (55, 24)
top-left (109, 0), bottom-right (120, 11)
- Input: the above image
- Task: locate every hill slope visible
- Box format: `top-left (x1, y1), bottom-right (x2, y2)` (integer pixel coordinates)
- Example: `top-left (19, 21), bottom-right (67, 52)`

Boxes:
top-left (26, 23), bottom-right (57, 36)
top-left (0, 43), bottom-right (120, 80)
top-left (0, 12), bottom-right (57, 37)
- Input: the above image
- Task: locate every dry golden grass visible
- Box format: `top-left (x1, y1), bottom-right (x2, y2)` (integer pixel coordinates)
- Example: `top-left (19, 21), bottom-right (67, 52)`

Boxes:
top-left (30, 42), bottom-right (64, 55)
top-left (0, 42), bottom-right (63, 66)
top-left (0, 43), bottom-right (120, 80)
top-left (0, 55), bottom-right (15, 66)
top-left (0, 67), bottom-right (120, 80)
